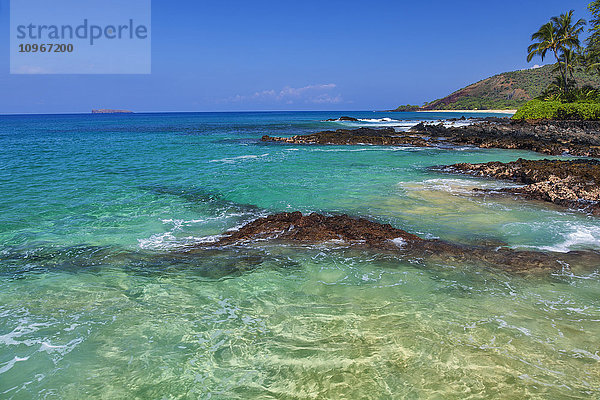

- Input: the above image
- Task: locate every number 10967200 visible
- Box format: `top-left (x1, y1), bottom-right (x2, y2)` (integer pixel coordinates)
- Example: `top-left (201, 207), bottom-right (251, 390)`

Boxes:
top-left (18, 43), bottom-right (74, 53)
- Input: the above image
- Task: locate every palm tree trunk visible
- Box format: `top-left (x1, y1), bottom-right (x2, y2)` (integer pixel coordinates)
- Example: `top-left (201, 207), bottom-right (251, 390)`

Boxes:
top-left (554, 50), bottom-right (569, 93)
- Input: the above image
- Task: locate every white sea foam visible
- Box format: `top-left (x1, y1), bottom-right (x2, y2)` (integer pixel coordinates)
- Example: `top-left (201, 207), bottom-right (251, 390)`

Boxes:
top-left (139, 218), bottom-right (215, 250)
top-left (138, 232), bottom-right (221, 250)
top-left (39, 337), bottom-right (84, 356)
top-left (357, 118), bottom-right (398, 123)
top-left (0, 321), bottom-right (52, 347)
top-left (137, 214), bottom-right (264, 250)
top-left (0, 356), bottom-right (29, 375)
top-left (391, 237), bottom-right (407, 248)
top-left (325, 116), bottom-right (477, 131)
top-left (509, 221), bottom-right (600, 253)
top-left (325, 117), bottom-right (420, 130)
top-left (401, 178), bottom-right (514, 195)
top-left (536, 225), bottom-right (600, 253)
top-left (322, 117), bottom-right (402, 124)
top-left (308, 146), bottom-right (424, 153)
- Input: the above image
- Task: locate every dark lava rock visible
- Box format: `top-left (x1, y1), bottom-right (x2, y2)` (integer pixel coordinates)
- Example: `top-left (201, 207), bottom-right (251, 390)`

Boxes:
top-left (263, 119), bottom-right (600, 156)
top-left (437, 158), bottom-right (600, 214)
top-left (262, 127), bottom-right (431, 146)
top-left (325, 116), bottom-right (360, 122)
top-left (213, 212), bottom-right (422, 248)
top-left (206, 212), bottom-right (600, 274)
top-left (411, 119), bottom-right (600, 157)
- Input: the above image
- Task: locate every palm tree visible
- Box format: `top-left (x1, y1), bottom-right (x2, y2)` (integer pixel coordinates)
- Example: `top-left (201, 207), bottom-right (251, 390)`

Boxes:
top-left (552, 11), bottom-right (586, 85)
top-left (585, 49), bottom-right (600, 74)
top-left (555, 48), bottom-right (578, 81)
top-left (588, 1), bottom-right (600, 48)
top-left (527, 11), bottom-right (586, 93)
top-left (527, 23), bottom-right (568, 92)
top-left (586, 1), bottom-right (600, 74)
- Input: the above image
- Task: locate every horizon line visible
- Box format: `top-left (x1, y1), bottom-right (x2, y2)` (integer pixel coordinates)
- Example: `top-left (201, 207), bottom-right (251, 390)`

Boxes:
top-left (0, 109), bottom-right (388, 116)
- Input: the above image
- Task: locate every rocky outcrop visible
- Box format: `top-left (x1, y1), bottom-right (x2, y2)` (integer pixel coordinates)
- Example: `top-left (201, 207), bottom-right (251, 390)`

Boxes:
top-left (92, 109), bottom-right (133, 114)
top-left (325, 116), bottom-right (359, 122)
top-left (213, 212), bottom-right (422, 248)
top-left (411, 119), bottom-right (600, 157)
top-left (262, 127), bottom-right (431, 146)
top-left (262, 119), bottom-right (600, 157)
top-left (437, 158), bottom-right (600, 214)
top-left (207, 212), bottom-right (600, 273)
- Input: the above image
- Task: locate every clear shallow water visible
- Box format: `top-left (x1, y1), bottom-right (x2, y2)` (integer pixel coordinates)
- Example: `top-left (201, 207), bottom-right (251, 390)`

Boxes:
top-left (1, 111), bottom-right (599, 398)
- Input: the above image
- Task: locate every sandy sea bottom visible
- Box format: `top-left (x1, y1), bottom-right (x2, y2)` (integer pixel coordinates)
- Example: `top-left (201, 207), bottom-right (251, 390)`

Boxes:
top-left (0, 111), bottom-right (599, 399)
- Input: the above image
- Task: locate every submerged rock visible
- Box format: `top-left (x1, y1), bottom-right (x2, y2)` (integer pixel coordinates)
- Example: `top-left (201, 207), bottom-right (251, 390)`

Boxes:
top-left (207, 212), bottom-right (600, 274)
top-left (438, 158), bottom-right (600, 214)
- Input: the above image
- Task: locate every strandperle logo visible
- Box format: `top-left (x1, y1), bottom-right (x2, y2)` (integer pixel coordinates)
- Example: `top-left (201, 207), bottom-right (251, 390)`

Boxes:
top-left (15, 19), bottom-right (149, 45)
top-left (10, 0), bottom-right (151, 74)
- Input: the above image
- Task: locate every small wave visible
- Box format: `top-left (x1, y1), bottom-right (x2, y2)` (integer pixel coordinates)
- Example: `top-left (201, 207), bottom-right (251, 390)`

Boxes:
top-left (401, 178), bottom-right (514, 194)
top-left (307, 146), bottom-right (424, 153)
top-left (138, 233), bottom-right (222, 250)
top-left (138, 214), bottom-right (267, 251)
top-left (138, 218), bottom-right (225, 250)
top-left (324, 117), bottom-right (421, 130)
top-left (535, 225), bottom-right (600, 253)
top-left (209, 154), bottom-right (269, 164)
top-left (0, 356), bottom-right (29, 375)
top-left (325, 117), bottom-right (478, 131)
top-left (357, 118), bottom-right (399, 123)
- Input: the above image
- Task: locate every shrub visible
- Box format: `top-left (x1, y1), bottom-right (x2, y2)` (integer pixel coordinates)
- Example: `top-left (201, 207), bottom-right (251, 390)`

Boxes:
top-left (512, 99), bottom-right (600, 120)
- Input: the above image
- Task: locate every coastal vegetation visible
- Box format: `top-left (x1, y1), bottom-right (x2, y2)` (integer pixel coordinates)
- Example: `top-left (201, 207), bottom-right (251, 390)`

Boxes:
top-left (390, 65), bottom-right (600, 112)
top-left (392, 2), bottom-right (600, 116)
top-left (414, 65), bottom-right (600, 111)
top-left (514, 2), bottom-right (600, 120)
top-left (391, 104), bottom-right (421, 112)
top-left (512, 99), bottom-right (600, 120)
top-left (526, 11), bottom-right (586, 94)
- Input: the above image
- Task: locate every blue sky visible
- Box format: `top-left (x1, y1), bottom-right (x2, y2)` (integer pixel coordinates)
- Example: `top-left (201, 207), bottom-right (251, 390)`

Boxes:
top-left (0, 0), bottom-right (594, 113)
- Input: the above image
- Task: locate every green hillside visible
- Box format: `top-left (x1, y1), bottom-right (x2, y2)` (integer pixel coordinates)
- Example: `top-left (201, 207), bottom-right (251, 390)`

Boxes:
top-left (393, 65), bottom-right (600, 111)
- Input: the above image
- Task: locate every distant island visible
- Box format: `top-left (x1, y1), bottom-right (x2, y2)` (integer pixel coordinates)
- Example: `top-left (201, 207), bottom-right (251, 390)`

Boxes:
top-left (91, 109), bottom-right (133, 114)
top-left (389, 64), bottom-right (600, 111)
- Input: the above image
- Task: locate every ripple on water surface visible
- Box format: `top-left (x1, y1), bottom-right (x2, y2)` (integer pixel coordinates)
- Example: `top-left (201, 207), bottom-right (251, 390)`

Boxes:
top-left (0, 247), bottom-right (599, 399)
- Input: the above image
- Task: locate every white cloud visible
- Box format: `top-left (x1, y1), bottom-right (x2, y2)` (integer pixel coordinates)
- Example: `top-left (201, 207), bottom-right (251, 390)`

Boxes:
top-left (11, 65), bottom-right (51, 74)
top-left (310, 93), bottom-right (343, 104)
top-left (221, 83), bottom-right (342, 104)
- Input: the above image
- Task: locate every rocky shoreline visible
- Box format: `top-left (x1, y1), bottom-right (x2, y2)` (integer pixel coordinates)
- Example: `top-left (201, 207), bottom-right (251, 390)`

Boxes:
top-left (436, 158), bottom-right (600, 214)
top-left (262, 119), bottom-right (600, 157)
top-left (203, 212), bottom-right (600, 273)
top-left (261, 119), bottom-right (600, 215)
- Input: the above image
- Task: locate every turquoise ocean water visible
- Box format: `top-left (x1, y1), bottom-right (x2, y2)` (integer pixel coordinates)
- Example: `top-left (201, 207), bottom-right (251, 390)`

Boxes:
top-left (1, 111), bottom-right (599, 398)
